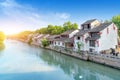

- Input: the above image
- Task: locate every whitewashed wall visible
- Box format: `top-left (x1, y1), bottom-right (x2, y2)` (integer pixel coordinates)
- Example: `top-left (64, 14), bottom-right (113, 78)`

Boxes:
top-left (74, 23), bottom-right (118, 53)
top-left (74, 33), bottom-right (89, 51)
top-left (74, 36), bottom-right (81, 51)
top-left (98, 23), bottom-right (118, 52)
top-left (53, 41), bottom-right (65, 47)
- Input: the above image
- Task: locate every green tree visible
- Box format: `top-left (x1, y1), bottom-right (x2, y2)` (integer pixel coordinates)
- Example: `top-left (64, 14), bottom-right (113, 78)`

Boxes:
top-left (51, 25), bottom-right (64, 35)
top-left (38, 27), bottom-right (48, 34)
top-left (71, 23), bottom-right (78, 30)
top-left (63, 21), bottom-right (72, 31)
top-left (34, 21), bottom-right (78, 35)
top-left (47, 25), bottom-right (54, 34)
top-left (112, 15), bottom-right (120, 29)
top-left (41, 38), bottom-right (49, 47)
top-left (63, 21), bottom-right (78, 31)
top-left (0, 31), bottom-right (5, 43)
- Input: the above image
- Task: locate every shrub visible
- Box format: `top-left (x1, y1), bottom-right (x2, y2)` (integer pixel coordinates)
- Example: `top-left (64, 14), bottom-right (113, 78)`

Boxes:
top-left (41, 38), bottom-right (49, 47)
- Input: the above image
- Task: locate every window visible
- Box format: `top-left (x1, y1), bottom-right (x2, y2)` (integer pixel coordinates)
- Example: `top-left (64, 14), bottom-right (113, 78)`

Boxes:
top-left (58, 42), bottom-right (60, 45)
top-left (91, 33), bottom-right (96, 37)
top-left (89, 40), bottom-right (95, 47)
top-left (62, 42), bottom-right (64, 46)
top-left (89, 48), bottom-right (95, 52)
top-left (82, 25), bottom-right (88, 30)
top-left (77, 36), bottom-right (80, 40)
top-left (89, 48), bottom-right (93, 52)
top-left (55, 42), bottom-right (56, 45)
top-left (88, 24), bottom-right (90, 29)
top-left (82, 25), bottom-right (84, 28)
top-left (90, 32), bottom-right (100, 38)
top-left (82, 24), bottom-right (91, 30)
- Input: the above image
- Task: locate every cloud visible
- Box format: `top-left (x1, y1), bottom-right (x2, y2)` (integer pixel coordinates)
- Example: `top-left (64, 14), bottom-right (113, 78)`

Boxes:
top-left (0, 0), bottom-right (71, 34)
top-left (55, 13), bottom-right (70, 19)
top-left (0, 0), bottom-right (21, 7)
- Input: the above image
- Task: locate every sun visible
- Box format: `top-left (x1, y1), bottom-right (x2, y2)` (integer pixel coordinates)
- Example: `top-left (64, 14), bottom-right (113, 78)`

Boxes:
top-left (2, 28), bottom-right (19, 35)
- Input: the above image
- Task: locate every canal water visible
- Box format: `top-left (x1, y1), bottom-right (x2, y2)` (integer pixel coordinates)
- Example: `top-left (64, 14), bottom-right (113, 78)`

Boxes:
top-left (0, 40), bottom-right (120, 80)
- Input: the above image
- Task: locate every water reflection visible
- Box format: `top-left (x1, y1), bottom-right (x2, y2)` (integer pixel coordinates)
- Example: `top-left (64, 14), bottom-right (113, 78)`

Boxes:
top-left (37, 49), bottom-right (120, 80)
top-left (0, 42), bottom-right (5, 51)
top-left (0, 40), bottom-right (119, 80)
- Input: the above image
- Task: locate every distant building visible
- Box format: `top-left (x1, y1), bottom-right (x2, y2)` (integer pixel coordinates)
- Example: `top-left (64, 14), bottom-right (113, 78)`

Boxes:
top-left (74, 19), bottom-right (118, 53)
top-left (31, 34), bottom-right (50, 46)
top-left (48, 30), bottom-right (79, 48)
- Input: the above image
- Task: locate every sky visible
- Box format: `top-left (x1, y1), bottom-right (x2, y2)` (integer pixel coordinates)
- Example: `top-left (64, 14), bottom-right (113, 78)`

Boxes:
top-left (0, 0), bottom-right (120, 35)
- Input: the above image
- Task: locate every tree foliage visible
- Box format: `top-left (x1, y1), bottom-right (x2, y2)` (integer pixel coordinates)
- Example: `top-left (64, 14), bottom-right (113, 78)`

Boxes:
top-left (112, 15), bottom-right (120, 29)
top-left (41, 38), bottom-right (49, 47)
top-left (35, 27), bottom-right (48, 34)
top-left (35, 21), bottom-right (78, 35)
top-left (0, 31), bottom-right (5, 43)
top-left (47, 25), bottom-right (54, 34)
top-left (51, 25), bottom-right (64, 35)
top-left (63, 21), bottom-right (78, 31)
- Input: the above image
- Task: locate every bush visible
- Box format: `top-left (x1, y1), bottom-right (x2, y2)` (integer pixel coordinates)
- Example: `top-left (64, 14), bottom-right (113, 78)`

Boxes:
top-left (41, 38), bottom-right (49, 47)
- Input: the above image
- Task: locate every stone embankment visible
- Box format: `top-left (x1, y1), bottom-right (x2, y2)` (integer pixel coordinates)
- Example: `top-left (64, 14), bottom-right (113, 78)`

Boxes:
top-left (46, 46), bottom-right (120, 70)
top-left (88, 54), bottom-right (120, 69)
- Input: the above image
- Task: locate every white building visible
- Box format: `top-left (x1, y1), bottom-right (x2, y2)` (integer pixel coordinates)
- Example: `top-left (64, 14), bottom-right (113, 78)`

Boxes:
top-left (48, 30), bottom-right (79, 48)
top-left (74, 19), bottom-right (118, 53)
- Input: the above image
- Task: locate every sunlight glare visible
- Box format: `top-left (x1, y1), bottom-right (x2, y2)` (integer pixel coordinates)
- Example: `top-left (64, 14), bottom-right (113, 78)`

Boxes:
top-left (1, 27), bottom-right (23, 35)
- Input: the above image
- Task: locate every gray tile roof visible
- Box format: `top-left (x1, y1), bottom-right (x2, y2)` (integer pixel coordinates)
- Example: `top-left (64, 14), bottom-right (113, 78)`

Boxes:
top-left (81, 19), bottom-right (96, 25)
top-left (75, 22), bottom-right (112, 36)
top-left (61, 30), bottom-right (75, 35)
top-left (53, 37), bottom-right (74, 43)
top-left (75, 30), bottom-right (89, 36)
top-left (89, 22), bottom-right (112, 32)
top-left (47, 35), bottom-right (59, 39)
top-left (47, 35), bottom-right (60, 41)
